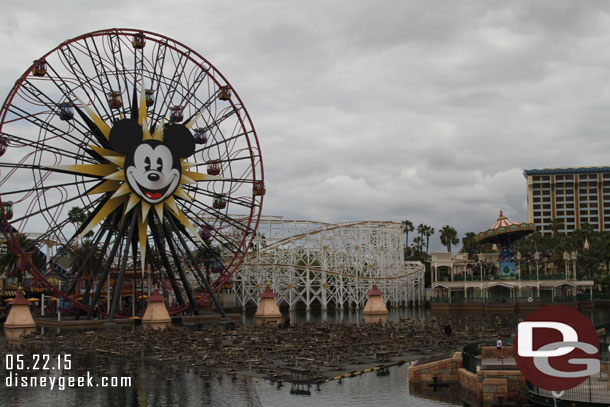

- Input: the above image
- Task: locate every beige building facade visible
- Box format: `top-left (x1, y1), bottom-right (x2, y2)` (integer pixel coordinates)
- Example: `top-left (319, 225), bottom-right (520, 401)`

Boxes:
top-left (524, 167), bottom-right (610, 235)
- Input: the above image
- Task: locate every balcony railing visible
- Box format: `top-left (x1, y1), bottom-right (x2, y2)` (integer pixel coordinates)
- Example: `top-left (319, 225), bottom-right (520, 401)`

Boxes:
top-left (443, 273), bottom-right (572, 282)
top-left (431, 296), bottom-right (579, 304)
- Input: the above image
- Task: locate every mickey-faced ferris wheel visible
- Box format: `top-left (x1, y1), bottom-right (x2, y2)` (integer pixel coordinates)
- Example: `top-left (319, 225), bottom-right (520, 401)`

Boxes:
top-left (0, 28), bottom-right (264, 319)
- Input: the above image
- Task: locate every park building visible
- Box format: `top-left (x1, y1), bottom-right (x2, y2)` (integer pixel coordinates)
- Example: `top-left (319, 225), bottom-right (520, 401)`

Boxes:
top-left (429, 251), bottom-right (595, 311)
top-left (523, 166), bottom-right (610, 235)
top-left (429, 211), bottom-right (595, 311)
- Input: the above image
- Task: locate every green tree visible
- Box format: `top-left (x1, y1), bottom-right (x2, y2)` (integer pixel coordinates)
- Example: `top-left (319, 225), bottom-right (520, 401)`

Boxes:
top-left (412, 236), bottom-right (424, 252)
top-left (68, 206), bottom-right (87, 234)
top-left (424, 226), bottom-right (434, 253)
top-left (402, 220), bottom-right (414, 247)
top-left (550, 219), bottom-right (565, 236)
top-left (0, 234), bottom-right (44, 285)
top-left (460, 232), bottom-right (478, 259)
top-left (439, 225), bottom-right (459, 252)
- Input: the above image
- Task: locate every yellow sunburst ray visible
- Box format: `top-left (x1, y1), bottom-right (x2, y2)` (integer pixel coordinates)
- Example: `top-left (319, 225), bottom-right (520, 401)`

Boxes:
top-left (89, 145), bottom-right (123, 157)
top-left (185, 110), bottom-right (203, 130)
top-left (105, 156), bottom-right (125, 167)
top-left (88, 180), bottom-right (121, 195)
top-left (79, 195), bottom-right (128, 239)
top-left (141, 116), bottom-right (152, 141)
top-left (109, 182), bottom-right (132, 199)
top-left (181, 161), bottom-right (197, 170)
top-left (138, 76), bottom-right (148, 127)
top-left (173, 186), bottom-right (193, 201)
top-left (165, 200), bottom-right (201, 242)
top-left (180, 174), bottom-right (197, 185)
top-left (124, 194), bottom-right (141, 215)
top-left (75, 95), bottom-right (111, 140)
top-left (141, 202), bottom-right (151, 222)
top-left (137, 214), bottom-right (148, 273)
top-left (53, 164), bottom-right (117, 177)
top-left (154, 203), bottom-right (164, 223)
top-left (104, 170), bottom-right (126, 181)
top-left (152, 118), bottom-right (165, 141)
top-left (164, 196), bottom-right (180, 216)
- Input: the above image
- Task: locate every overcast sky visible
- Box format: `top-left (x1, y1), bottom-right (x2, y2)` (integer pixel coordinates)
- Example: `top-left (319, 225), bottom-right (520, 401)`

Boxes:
top-left (2, 1), bottom-right (610, 251)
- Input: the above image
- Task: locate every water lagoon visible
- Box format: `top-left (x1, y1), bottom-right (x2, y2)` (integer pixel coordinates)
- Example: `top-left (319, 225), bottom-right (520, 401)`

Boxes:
top-left (2, 307), bottom-right (609, 407)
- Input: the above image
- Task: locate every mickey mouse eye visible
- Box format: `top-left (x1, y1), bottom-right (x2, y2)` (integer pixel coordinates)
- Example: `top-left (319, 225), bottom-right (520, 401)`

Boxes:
top-left (144, 157), bottom-right (151, 172)
top-left (156, 157), bottom-right (163, 171)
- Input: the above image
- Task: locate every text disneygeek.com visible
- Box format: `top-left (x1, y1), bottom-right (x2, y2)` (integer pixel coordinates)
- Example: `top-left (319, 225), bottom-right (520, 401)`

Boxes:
top-left (3, 354), bottom-right (131, 390)
top-left (5, 371), bottom-right (132, 390)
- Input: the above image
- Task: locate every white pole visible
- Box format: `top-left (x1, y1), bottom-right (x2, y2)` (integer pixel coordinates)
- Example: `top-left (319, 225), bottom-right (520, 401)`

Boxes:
top-left (107, 274), bottom-right (110, 312)
top-left (57, 279), bottom-right (61, 322)
top-left (41, 294), bottom-right (45, 317)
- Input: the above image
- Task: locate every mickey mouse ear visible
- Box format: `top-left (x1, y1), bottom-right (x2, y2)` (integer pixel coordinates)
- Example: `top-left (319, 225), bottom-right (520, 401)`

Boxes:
top-left (109, 119), bottom-right (143, 155)
top-left (164, 123), bottom-right (195, 158)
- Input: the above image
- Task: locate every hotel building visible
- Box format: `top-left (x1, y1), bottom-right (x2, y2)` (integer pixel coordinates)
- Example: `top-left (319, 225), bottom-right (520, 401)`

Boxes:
top-left (523, 167), bottom-right (610, 235)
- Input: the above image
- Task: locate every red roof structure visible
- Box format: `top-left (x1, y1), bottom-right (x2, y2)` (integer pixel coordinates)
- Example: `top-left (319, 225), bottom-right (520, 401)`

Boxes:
top-left (147, 288), bottom-right (167, 303)
top-left (260, 285), bottom-right (277, 298)
top-left (10, 289), bottom-right (30, 306)
top-left (367, 284), bottom-right (384, 297)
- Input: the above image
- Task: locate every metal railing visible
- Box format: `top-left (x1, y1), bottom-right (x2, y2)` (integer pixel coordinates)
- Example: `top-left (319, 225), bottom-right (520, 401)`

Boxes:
top-left (431, 296), bottom-right (579, 304)
top-left (445, 273), bottom-right (574, 282)
top-left (526, 377), bottom-right (610, 406)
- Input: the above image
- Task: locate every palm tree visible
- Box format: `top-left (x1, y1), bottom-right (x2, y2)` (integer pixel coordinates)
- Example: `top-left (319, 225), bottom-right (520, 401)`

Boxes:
top-left (550, 219), bottom-right (565, 236)
top-left (67, 206), bottom-right (87, 234)
top-left (424, 226), bottom-right (434, 253)
top-left (439, 225), bottom-right (459, 253)
top-left (417, 224), bottom-right (426, 242)
top-left (0, 233), bottom-right (43, 285)
top-left (412, 236), bottom-right (424, 252)
top-left (402, 220), bottom-right (414, 247)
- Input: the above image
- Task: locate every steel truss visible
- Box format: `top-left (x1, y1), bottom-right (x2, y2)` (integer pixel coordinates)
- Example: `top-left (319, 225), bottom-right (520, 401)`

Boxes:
top-left (234, 217), bottom-right (425, 310)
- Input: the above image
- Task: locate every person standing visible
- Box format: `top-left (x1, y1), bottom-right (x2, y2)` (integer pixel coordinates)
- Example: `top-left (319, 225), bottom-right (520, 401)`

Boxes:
top-left (496, 335), bottom-right (503, 360)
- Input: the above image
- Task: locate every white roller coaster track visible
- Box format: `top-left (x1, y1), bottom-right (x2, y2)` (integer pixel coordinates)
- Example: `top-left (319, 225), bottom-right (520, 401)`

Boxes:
top-left (233, 216), bottom-right (425, 311)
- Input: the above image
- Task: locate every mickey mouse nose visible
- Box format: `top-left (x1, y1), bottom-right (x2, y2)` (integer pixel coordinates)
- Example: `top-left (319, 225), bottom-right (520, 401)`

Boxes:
top-left (148, 173), bottom-right (160, 182)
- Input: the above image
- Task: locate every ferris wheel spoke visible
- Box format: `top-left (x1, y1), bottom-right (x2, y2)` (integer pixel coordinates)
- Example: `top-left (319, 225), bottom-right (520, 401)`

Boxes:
top-left (9, 190), bottom-right (104, 226)
top-left (149, 229), bottom-right (186, 307)
top-left (0, 179), bottom-right (98, 199)
top-left (7, 102), bottom-right (94, 152)
top-left (4, 133), bottom-right (98, 165)
top-left (145, 40), bottom-right (169, 116)
top-left (85, 36), bottom-right (129, 119)
top-left (166, 211), bottom-right (226, 317)
top-left (86, 210), bottom-right (131, 319)
top-left (150, 49), bottom-right (190, 129)
top-left (22, 73), bottom-right (113, 148)
top-left (155, 214), bottom-right (199, 315)
top-left (64, 218), bottom-right (112, 296)
top-left (194, 130), bottom-right (251, 155)
top-left (57, 44), bottom-right (113, 119)
top-left (182, 197), bottom-right (253, 234)
top-left (107, 33), bottom-right (134, 115)
top-left (34, 194), bottom-right (107, 251)
top-left (76, 223), bottom-right (114, 319)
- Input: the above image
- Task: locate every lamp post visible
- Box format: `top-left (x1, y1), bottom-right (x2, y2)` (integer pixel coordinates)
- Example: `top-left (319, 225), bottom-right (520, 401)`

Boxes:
top-left (534, 252), bottom-right (540, 280)
top-left (571, 250), bottom-right (578, 280)
top-left (563, 251), bottom-right (570, 280)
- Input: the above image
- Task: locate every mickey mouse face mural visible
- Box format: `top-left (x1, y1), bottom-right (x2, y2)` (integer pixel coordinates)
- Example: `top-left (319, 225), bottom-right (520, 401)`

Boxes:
top-left (109, 119), bottom-right (195, 204)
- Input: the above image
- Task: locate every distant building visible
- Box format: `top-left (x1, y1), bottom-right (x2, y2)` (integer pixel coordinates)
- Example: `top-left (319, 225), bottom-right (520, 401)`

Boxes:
top-left (523, 167), bottom-right (610, 235)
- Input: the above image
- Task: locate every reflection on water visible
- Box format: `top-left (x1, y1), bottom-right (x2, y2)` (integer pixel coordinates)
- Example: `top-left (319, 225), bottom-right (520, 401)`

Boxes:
top-left (1, 307), bottom-right (609, 407)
